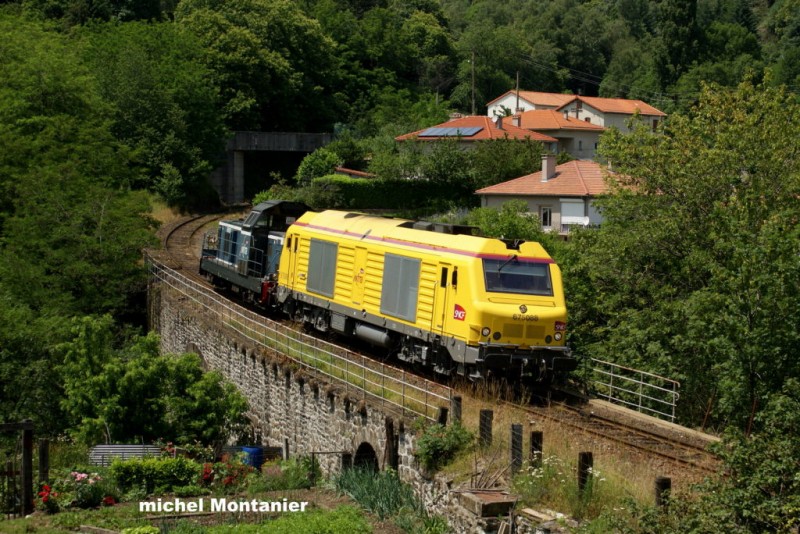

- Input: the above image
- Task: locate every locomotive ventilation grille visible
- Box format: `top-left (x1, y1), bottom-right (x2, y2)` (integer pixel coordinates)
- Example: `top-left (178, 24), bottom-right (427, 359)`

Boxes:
top-left (502, 324), bottom-right (546, 340)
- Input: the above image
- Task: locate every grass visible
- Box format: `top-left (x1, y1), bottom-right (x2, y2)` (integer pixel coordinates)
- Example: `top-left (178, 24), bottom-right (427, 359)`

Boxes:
top-left (0, 498), bottom-right (376, 534)
top-left (436, 380), bottom-right (659, 523)
top-left (149, 195), bottom-right (184, 226)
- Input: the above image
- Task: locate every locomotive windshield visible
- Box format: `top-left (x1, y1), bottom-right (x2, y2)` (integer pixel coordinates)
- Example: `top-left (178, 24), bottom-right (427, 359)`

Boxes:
top-left (483, 258), bottom-right (553, 296)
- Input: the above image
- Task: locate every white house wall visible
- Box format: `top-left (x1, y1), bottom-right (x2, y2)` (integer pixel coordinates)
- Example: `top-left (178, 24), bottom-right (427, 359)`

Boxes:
top-left (480, 195), bottom-right (606, 234)
top-left (559, 103), bottom-right (603, 126)
top-left (487, 95), bottom-right (562, 117)
top-left (547, 130), bottom-right (602, 159)
top-left (588, 200), bottom-right (603, 225)
top-left (557, 103), bottom-right (661, 132)
top-left (602, 113), bottom-right (661, 132)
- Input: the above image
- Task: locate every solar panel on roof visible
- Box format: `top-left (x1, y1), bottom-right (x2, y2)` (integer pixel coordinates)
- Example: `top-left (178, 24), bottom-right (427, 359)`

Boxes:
top-left (418, 127), bottom-right (443, 137)
top-left (418, 126), bottom-right (483, 137)
top-left (457, 127), bottom-right (483, 136)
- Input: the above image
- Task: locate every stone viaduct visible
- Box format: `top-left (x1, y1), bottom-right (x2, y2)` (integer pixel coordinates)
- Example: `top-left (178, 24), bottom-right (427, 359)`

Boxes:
top-left (147, 257), bottom-right (535, 533)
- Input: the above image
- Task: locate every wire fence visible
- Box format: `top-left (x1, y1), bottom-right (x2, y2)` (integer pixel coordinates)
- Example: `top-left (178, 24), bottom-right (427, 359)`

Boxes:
top-left (147, 254), bottom-right (451, 422)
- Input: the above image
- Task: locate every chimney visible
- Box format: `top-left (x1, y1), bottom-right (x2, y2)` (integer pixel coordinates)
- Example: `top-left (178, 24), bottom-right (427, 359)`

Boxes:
top-left (449, 112), bottom-right (463, 121)
top-left (511, 114), bottom-right (521, 127)
top-left (541, 154), bottom-right (556, 182)
top-left (495, 115), bottom-right (504, 129)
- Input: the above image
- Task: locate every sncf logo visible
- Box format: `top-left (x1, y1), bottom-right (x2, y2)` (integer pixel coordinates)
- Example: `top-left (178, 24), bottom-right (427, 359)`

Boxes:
top-left (453, 304), bottom-right (466, 321)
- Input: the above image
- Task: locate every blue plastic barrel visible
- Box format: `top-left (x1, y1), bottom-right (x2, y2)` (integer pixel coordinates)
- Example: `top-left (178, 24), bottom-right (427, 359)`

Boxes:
top-left (242, 446), bottom-right (265, 470)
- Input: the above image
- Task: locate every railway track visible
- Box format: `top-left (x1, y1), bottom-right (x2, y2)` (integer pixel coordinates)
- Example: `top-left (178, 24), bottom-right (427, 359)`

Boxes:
top-left (156, 212), bottom-right (233, 279)
top-left (523, 398), bottom-right (719, 475)
top-left (158, 213), bottom-right (721, 480)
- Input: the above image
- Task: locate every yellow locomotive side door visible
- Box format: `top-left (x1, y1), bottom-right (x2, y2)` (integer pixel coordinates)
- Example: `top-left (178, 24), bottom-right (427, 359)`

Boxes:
top-left (433, 263), bottom-right (452, 336)
top-left (286, 235), bottom-right (300, 290)
top-left (351, 246), bottom-right (368, 305)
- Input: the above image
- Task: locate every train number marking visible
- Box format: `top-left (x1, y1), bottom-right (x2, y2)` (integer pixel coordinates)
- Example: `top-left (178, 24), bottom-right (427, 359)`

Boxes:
top-left (453, 304), bottom-right (466, 321)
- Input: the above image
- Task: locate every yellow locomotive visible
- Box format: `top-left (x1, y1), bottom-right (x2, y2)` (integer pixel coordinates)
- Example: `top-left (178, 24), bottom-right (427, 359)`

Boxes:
top-left (275, 209), bottom-right (574, 381)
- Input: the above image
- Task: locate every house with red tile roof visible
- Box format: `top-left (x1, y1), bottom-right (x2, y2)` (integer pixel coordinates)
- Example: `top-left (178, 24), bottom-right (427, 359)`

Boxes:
top-left (487, 91), bottom-right (575, 115)
top-left (510, 109), bottom-right (606, 159)
top-left (395, 114), bottom-right (558, 151)
top-left (487, 91), bottom-right (666, 133)
top-left (475, 156), bottom-right (614, 235)
top-left (558, 95), bottom-right (665, 131)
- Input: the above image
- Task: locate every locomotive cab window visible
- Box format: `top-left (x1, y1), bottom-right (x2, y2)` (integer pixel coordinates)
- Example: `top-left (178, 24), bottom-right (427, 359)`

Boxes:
top-left (483, 258), bottom-right (552, 296)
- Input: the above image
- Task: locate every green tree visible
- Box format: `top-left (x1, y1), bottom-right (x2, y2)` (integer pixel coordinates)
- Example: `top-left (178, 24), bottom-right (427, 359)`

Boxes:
top-left (470, 138), bottom-right (543, 190)
top-left (0, 297), bottom-right (69, 434)
top-left (467, 199), bottom-right (558, 251)
top-left (704, 380), bottom-right (800, 532)
top-left (60, 316), bottom-right (249, 446)
top-left (79, 21), bottom-right (226, 207)
top-left (295, 148), bottom-right (342, 185)
top-left (176, 0), bottom-right (345, 131)
top-left (566, 80), bottom-right (800, 428)
top-left (760, 0), bottom-right (800, 88)
top-left (22, 0), bottom-right (163, 26)
top-left (0, 12), bottom-right (156, 317)
top-left (608, 381), bottom-right (800, 533)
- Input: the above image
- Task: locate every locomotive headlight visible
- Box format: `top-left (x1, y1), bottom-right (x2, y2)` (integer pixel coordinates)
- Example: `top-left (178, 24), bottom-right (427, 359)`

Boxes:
top-left (554, 332), bottom-right (563, 341)
top-left (481, 327), bottom-right (491, 337)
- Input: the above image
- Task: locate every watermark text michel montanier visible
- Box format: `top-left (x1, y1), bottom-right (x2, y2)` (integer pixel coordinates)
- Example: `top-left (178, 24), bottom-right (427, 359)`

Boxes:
top-left (139, 497), bottom-right (309, 514)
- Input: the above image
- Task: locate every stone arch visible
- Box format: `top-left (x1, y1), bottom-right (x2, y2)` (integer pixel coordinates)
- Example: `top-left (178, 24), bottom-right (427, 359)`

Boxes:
top-left (353, 442), bottom-right (379, 471)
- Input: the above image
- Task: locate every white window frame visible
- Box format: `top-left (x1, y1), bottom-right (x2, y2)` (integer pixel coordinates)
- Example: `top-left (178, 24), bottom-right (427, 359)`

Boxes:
top-left (540, 206), bottom-right (552, 229)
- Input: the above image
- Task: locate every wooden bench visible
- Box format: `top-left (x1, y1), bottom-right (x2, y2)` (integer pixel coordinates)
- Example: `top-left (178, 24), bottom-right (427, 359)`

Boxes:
top-left (89, 445), bottom-right (162, 466)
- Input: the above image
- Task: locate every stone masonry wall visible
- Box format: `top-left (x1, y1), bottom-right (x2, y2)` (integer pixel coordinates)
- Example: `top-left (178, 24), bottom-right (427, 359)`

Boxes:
top-left (151, 277), bottom-right (548, 534)
top-left (156, 285), bottom-right (401, 476)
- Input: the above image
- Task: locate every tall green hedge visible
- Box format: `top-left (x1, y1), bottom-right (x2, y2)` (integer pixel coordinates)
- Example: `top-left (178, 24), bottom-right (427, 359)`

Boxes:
top-left (309, 175), bottom-right (468, 210)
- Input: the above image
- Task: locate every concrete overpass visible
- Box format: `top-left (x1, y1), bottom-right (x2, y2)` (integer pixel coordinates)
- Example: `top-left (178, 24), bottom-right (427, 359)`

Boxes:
top-left (210, 131), bottom-right (333, 204)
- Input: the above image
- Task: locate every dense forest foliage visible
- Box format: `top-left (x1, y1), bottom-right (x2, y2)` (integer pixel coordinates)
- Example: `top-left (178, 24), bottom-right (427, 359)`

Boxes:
top-left (1, 0), bottom-right (800, 529)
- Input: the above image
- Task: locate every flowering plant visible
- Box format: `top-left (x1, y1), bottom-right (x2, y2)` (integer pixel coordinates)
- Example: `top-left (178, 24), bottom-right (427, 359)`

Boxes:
top-left (68, 470), bottom-right (113, 509)
top-left (198, 459), bottom-right (253, 493)
top-left (37, 484), bottom-right (60, 514)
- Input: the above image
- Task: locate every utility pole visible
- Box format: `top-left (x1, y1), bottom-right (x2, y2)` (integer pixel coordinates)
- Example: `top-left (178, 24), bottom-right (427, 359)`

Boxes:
top-left (471, 50), bottom-right (476, 115)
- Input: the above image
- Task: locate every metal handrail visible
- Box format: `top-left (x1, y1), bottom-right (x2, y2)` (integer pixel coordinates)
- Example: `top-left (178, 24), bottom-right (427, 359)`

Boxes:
top-left (147, 255), bottom-right (451, 421)
top-left (588, 358), bottom-right (680, 422)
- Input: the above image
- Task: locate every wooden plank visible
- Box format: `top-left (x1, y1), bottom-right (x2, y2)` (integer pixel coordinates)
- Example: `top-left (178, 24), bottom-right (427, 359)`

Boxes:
top-left (0, 421), bottom-right (35, 431)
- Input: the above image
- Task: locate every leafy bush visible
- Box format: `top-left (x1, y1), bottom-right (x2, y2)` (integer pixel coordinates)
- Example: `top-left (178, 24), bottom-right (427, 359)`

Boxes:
top-left (59, 317), bottom-right (249, 447)
top-left (414, 422), bottom-right (473, 472)
top-left (248, 457), bottom-right (319, 494)
top-left (68, 471), bottom-right (107, 508)
top-left (295, 148), bottom-right (342, 185)
top-left (394, 506), bottom-right (450, 534)
top-left (253, 175), bottom-right (463, 211)
top-left (110, 457), bottom-right (201, 495)
top-left (196, 457), bottom-right (255, 493)
top-left (37, 483), bottom-right (60, 514)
